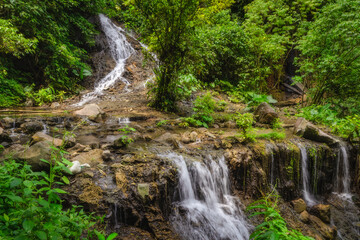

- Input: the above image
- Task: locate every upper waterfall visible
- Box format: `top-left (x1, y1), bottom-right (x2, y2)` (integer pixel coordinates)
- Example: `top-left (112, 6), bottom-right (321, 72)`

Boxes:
top-left (75, 14), bottom-right (134, 106)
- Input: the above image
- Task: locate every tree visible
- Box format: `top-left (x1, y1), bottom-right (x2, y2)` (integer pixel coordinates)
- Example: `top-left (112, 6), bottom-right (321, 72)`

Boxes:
top-left (133, 0), bottom-right (201, 111)
top-left (296, 0), bottom-right (360, 104)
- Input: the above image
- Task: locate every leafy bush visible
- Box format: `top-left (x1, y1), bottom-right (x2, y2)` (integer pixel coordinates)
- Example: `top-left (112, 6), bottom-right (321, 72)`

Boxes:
top-left (298, 104), bottom-right (360, 141)
top-left (235, 113), bottom-right (254, 134)
top-left (191, 92), bottom-right (217, 128)
top-left (248, 195), bottom-right (314, 240)
top-left (256, 131), bottom-right (286, 141)
top-left (0, 150), bottom-right (96, 239)
top-left (117, 125), bottom-right (136, 147)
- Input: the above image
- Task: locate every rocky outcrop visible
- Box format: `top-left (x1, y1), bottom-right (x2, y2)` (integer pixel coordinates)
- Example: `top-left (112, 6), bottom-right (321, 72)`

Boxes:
top-left (308, 215), bottom-right (337, 240)
top-left (254, 102), bottom-right (279, 124)
top-left (21, 121), bottom-right (44, 134)
top-left (73, 103), bottom-right (107, 123)
top-left (71, 149), bottom-right (103, 167)
top-left (310, 204), bottom-right (331, 224)
top-left (32, 132), bottom-right (63, 147)
top-left (294, 118), bottom-right (339, 145)
top-left (291, 198), bottom-right (307, 213)
top-left (12, 141), bottom-right (52, 171)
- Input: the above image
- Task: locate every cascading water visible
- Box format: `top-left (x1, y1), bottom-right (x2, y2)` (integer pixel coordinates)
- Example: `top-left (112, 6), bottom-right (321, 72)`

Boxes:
top-left (164, 152), bottom-right (251, 240)
top-left (118, 117), bottom-right (130, 125)
top-left (75, 14), bottom-right (134, 106)
top-left (297, 143), bottom-right (316, 206)
top-left (334, 144), bottom-right (351, 198)
top-left (266, 144), bottom-right (275, 186)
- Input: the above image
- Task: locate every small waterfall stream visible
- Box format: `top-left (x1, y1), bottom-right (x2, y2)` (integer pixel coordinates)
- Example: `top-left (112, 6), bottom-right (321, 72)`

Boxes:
top-left (164, 153), bottom-right (251, 240)
top-left (266, 144), bottom-right (275, 186)
top-left (335, 144), bottom-right (351, 198)
top-left (297, 143), bottom-right (317, 206)
top-left (75, 14), bottom-right (134, 106)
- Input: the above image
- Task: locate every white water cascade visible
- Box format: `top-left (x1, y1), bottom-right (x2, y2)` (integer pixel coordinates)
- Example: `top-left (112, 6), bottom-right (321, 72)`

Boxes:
top-left (164, 153), bottom-right (251, 240)
top-left (335, 144), bottom-right (351, 198)
top-left (297, 143), bottom-right (317, 206)
top-left (75, 14), bottom-right (134, 106)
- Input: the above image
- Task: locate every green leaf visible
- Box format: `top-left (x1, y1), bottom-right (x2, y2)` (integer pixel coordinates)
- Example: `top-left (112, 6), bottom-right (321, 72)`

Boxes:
top-left (10, 178), bottom-right (22, 188)
top-left (5, 195), bottom-right (23, 202)
top-left (36, 231), bottom-right (47, 240)
top-left (53, 188), bottom-right (67, 194)
top-left (40, 159), bottom-right (50, 164)
top-left (23, 219), bottom-right (35, 232)
top-left (106, 233), bottom-right (118, 240)
top-left (3, 213), bottom-right (9, 222)
top-left (23, 180), bottom-right (33, 188)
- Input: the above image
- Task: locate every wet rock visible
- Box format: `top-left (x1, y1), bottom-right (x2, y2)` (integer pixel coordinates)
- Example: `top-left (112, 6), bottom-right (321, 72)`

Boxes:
top-left (294, 118), bottom-right (339, 145)
top-left (21, 121), bottom-right (44, 134)
top-left (68, 143), bottom-right (86, 153)
top-left (0, 133), bottom-right (12, 144)
top-left (78, 178), bottom-right (103, 206)
top-left (32, 132), bottom-right (63, 147)
top-left (115, 168), bottom-right (128, 193)
top-left (2, 117), bottom-right (15, 128)
top-left (254, 102), bottom-right (278, 124)
top-left (102, 150), bottom-right (114, 161)
top-left (291, 198), bottom-right (307, 213)
top-left (137, 183), bottom-right (149, 199)
top-left (224, 121), bottom-right (237, 129)
top-left (0, 127), bottom-right (3, 134)
top-left (190, 131), bottom-right (198, 142)
top-left (74, 103), bottom-right (103, 117)
top-left (13, 141), bottom-right (52, 171)
top-left (71, 149), bottom-right (103, 167)
top-left (0, 144), bottom-right (25, 159)
top-left (308, 215), bottom-right (336, 240)
top-left (50, 102), bottom-right (61, 108)
top-left (310, 204), bottom-right (331, 224)
top-left (300, 210), bottom-right (310, 223)
top-left (89, 112), bottom-right (107, 123)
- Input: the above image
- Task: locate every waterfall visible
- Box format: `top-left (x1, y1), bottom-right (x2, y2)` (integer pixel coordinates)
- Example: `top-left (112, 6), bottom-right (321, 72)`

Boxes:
top-left (297, 143), bottom-right (316, 206)
top-left (266, 144), bottom-right (275, 186)
top-left (164, 153), bottom-right (251, 240)
top-left (335, 144), bottom-right (351, 198)
top-left (75, 14), bottom-right (134, 106)
top-left (118, 117), bottom-right (130, 125)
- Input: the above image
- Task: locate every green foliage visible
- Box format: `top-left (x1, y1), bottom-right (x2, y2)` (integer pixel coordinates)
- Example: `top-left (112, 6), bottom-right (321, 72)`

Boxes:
top-left (0, 153), bottom-right (95, 239)
top-left (189, 10), bottom-right (249, 86)
top-left (296, 0), bottom-right (360, 104)
top-left (192, 92), bottom-right (217, 128)
top-left (175, 74), bottom-right (201, 100)
top-left (243, 0), bottom-right (325, 91)
top-left (134, 0), bottom-right (201, 111)
top-left (271, 118), bottom-right (283, 130)
top-left (248, 195), bottom-right (314, 240)
top-left (298, 104), bottom-right (360, 141)
top-left (156, 120), bottom-right (169, 127)
top-left (117, 125), bottom-right (136, 147)
top-left (256, 131), bottom-right (286, 141)
top-left (0, 0), bottom-right (111, 106)
top-left (235, 113), bottom-right (254, 134)
top-left (94, 230), bottom-right (118, 240)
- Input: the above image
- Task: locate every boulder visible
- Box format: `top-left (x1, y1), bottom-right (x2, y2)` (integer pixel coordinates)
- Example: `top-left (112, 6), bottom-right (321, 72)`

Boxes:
top-left (50, 102), bottom-right (61, 108)
top-left (32, 132), bottom-right (63, 147)
top-left (2, 117), bottom-right (15, 128)
top-left (71, 149), bottom-right (103, 167)
top-left (102, 150), bottom-right (114, 161)
top-left (190, 131), bottom-right (198, 142)
top-left (0, 133), bottom-right (12, 144)
top-left (254, 102), bottom-right (279, 124)
top-left (291, 198), bottom-right (307, 213)
top-left (74, 104), bottom-right (107, 123)
top-left (21, 121), bottom-right (44, 134)
top-left (310, 204), bottom-right (331, 224)
top-left (13, 141), bottom-right (52, 171)
top-left (294, 118), bottom-right (339, 145)
top-left (308, 215), bottom-right (337, 240)
top-left (0, 144), bottom-right (26, 159)
top-left (299, 210), bottom-right (310, 223)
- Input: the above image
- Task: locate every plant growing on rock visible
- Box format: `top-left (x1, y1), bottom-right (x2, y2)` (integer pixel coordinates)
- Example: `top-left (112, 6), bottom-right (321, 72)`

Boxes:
top-left (248, 194), bottom-right (314, 240)
top-left (116, 125), bottom-right (136, 148)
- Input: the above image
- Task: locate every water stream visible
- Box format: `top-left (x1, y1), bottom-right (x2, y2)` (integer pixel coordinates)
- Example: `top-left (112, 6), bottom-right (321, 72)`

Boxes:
top-left (297, 143), bottom-right (317, 206)
top-left (75, 14), bottom-right (134, 106)
top-left (266, 144), bottom-right (275, 186)
top-left (334, 144), bottom-right (351, 199)
top-left (163, 152), bottom-right (251, 240)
